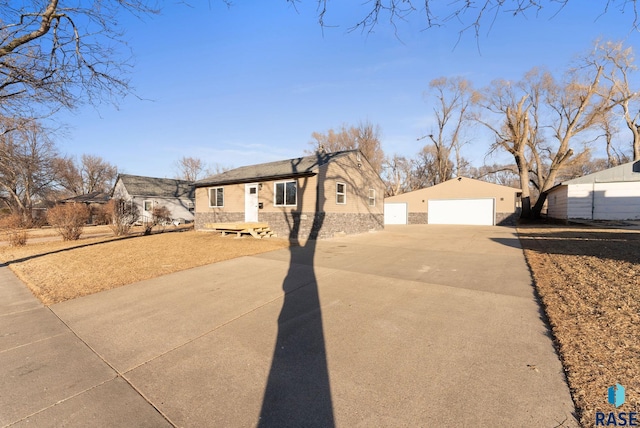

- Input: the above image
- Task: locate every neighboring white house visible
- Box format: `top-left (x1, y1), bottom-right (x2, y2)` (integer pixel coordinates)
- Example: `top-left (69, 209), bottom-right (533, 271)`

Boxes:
top-left (112, 174), bottom-right (195, 223)
top-left (547, 160), bottom-right (640, 221)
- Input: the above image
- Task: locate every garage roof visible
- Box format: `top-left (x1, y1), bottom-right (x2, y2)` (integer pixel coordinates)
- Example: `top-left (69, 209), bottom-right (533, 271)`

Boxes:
top-left (561, 160), bottom-right (640, 184)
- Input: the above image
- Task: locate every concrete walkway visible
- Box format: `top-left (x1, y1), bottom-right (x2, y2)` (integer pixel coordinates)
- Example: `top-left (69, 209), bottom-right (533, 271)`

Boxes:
top-left (1, 225), bottom-right (578, 427)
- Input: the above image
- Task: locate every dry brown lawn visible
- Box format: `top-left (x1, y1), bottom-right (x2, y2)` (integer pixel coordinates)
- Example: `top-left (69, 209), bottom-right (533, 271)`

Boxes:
top-left (519, 224), bottom-right (640, 427)
top-left (0, 229), bottom-right (289, 305)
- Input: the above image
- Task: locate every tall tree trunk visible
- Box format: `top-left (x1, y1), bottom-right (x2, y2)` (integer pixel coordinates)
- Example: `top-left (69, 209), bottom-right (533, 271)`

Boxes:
top-left (515, 154), bottom-right (531, 219)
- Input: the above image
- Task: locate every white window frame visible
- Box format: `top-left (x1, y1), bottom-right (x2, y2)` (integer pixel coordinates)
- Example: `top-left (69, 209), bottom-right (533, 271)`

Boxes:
top-left (274, 180), bottom-right (297, 207)
top-left (336, 182), bottom-right (346, 204)
top-left (208, 187), bottom-right (224, 208)
top-left (143, 200), bottom-right (153, 212)
top-left (368, 189), bottom-right (376, 207)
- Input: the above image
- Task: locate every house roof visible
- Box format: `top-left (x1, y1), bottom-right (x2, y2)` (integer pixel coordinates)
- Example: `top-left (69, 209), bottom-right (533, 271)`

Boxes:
top-left (61, 191), bottom-right (110, 204)
top-left (115, 174), bottom-right (194, 199)
top-left (195, 150), bottom-right (357, 187)
top-left (561, 160), bottom-right (640, 185)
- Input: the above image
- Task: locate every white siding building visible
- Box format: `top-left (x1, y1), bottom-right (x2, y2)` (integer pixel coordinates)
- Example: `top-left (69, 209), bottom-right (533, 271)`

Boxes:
top-left (547, 161), bottom-right (640, 221)
top-left (112, 174), bottom-right (195, 223)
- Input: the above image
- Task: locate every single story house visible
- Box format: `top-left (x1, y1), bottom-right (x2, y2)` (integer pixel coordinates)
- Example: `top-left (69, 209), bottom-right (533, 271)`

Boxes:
top-left (384, 177), bottom-right (521, 226)
top-left (194, 150), bottom-right (385, 240)
top-left (112, 174), bottom-right (195, 224)
top-left (60, 191), bottom-right (111, 224)
top-left (547, 160), bottom-right (640, 221)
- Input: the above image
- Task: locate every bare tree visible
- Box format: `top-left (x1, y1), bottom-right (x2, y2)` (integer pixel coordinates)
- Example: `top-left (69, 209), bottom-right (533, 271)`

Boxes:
top-left (478, 45), bottom-right (618, 218)
top-left (529, 51), bottom-right (614, 215)
top-left (470, 163), bottom-right (521, 187)
top-left (382, 154), bottom-right (413, 196)
top-left (54, 156), bottom-right (83, 196)
top-left (477, 70), bottom-right (545, 218)
top-left (307, 1), bottom-right (640, 35)
top-left (0, 1), bottom-right (157, 119)
top-left (308, 121), bottom-right (385, 174)
top-left (175, 156), bottom-right (206, 181)
top-left (80, 154), bottom-right (117, 193)
top-left (420, 76), bottom-right (477, 184)
top-left (593, 40), bottom-right (640, 160)
top-left (0, 118), bottom-right (60, 219)
top-left (55, 154), bottom-right (117, 195)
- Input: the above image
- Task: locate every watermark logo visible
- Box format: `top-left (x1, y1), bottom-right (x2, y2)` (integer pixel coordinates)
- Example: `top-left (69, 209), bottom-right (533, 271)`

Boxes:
top-left (609, 383), bottom-right (626, 408)
top-left (596, 383), bottom-right (637, 427)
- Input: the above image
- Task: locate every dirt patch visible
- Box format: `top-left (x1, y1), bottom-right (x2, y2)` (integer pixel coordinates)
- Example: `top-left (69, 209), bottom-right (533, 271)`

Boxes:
top-left (518, 225), bottom-right (640, 427)
top-left (0, 230), bottom-right (289, 305)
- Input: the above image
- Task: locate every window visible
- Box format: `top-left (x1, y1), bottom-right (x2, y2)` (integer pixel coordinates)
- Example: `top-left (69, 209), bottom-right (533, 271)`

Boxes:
top-left (143, 200), bottom-right (153, 212)
top-left (368, 189), bottom-right (376, 207)
top-left (208, 187), bottom-right (224, 207)
top-left (275, 181), bottom-right (297, 206)
top-left (336, 182), bottom-right (346, 204)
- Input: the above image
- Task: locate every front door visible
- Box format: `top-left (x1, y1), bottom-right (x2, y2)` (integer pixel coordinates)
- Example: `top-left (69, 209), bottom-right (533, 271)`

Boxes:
top-left (245, 184), bottom-right (259, 222)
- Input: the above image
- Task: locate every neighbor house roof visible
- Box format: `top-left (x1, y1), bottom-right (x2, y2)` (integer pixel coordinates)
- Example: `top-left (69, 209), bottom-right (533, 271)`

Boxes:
top-left (61, 191), bottom-right (110, 204)
top-left (195, 150), bottom-right (357, 187)
top-left (115, 174), bottom-right (194, 199)
top-left (560, 160), bottom-right (640, 185)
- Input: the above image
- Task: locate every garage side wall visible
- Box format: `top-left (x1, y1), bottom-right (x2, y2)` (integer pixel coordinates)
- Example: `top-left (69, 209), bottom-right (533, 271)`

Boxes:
top-left (562, 182), bottom-right (640, 220)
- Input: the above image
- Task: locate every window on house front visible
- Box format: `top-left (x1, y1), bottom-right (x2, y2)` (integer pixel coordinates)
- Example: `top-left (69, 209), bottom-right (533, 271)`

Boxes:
top-left (336, 182), bottom-right (346, 204)
top-left (208, 187), bottom-right (224, 207)
top-left (143, 200), bottom-right (153, 212)
top-left (275, 181), bottom-right (297, 206)
top-left (368, 189), bottom-right (376, 207)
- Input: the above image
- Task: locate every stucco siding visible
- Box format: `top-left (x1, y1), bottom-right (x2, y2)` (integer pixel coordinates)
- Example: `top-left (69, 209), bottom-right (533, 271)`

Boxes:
top-left (322, 152), bottom-right (384, 215)
top-left (194, 151), bottom-right (384, 238)
top-left (385, 177), bottom-right (520, 224)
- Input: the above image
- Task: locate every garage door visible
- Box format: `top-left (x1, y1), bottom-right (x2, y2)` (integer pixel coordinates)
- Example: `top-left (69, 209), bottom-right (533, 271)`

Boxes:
top-left (384, 203), bottom-right (408, 225)
top-left (428, 199), bottom-right (495, 225)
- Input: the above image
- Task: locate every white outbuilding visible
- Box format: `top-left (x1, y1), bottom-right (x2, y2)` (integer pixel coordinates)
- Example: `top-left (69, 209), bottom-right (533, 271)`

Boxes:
top-left (546, 160), bottom-right (640, 221)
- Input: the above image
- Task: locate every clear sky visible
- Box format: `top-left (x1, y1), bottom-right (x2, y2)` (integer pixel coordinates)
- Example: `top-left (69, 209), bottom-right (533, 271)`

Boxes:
top-left (54, 1), bottom-right (640, 178)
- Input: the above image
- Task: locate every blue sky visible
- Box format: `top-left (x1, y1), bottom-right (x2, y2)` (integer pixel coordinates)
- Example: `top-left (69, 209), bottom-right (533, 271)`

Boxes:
top-left (54, 1), bottom-right (640, 178)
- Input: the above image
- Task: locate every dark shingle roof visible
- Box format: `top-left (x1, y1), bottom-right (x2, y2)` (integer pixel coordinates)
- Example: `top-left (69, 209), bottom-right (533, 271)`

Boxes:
top-left (116, 174), bottom-right (194, 199)
top-left (195, 150), bottom-right (356, 187)
top-left (61, 191), bottom-right (110, 204)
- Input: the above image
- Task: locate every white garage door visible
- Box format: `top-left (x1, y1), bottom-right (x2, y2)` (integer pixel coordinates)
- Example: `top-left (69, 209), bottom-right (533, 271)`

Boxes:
top-left (428, 199), bottom-right (495, 225)
top-left (384, 203), bottom-right (408, 225)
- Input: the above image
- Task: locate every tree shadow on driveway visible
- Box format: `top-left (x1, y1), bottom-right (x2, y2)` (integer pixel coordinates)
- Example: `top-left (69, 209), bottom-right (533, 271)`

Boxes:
top-left (258, 153), bottom-right (335, 428)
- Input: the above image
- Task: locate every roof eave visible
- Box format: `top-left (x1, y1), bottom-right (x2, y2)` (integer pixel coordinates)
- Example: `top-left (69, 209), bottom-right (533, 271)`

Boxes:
top-left (195, 171), bottom-right (317, 188)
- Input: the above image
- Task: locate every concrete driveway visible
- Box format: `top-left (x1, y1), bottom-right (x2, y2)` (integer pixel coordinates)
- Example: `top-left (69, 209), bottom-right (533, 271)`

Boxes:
top-left (1, 225), bottom-right (577, 427)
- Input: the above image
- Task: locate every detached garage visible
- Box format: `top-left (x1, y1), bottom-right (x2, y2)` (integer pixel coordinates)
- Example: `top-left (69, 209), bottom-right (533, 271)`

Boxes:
top-left (547, 160), bottom-right (640, 221)
top-left (385, 177), bottom-right (521, 226)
